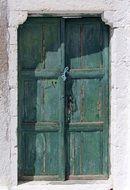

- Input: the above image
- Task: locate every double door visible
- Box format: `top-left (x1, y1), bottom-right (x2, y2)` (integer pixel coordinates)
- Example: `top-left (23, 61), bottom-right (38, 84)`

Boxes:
top-left (18, 17), bottom-right (109, 180)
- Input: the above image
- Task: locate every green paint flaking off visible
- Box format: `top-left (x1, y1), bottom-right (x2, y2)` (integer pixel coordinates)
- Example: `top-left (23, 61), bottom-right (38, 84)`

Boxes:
top-left (18, 17), bottom-right (109, 179)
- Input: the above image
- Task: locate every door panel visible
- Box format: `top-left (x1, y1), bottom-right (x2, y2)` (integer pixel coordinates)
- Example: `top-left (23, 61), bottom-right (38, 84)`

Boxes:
top-left (66, 79), bottom-right (102, 122)
top-left (42, 23), bottom-right (62, 70)
top-left (18, 17), bottom-right (109, 180)
top-left (23, 79), bottom-right (37, 122)
top-left (23, 132), bottom-right (59, 176)
top-left (66, 19), bottom-right (103, 69)
top-left (65, 19), bottom-right (109, 178)
top-left (38, 79), bottom-right (60, 122)
top-left (82, 24), bottom-right (103, 69)
top-left (18, 24), bottom-right (42, 69)
top-left (18, 17), bottom-right (65, 179)
top-left (69, 131), bottom-right (102, 175)
top-left (19, 18), bottom-right (62, 70)
top-left (22, 79), bottom-right (60, 122)
top-left (65, 24), bottom-right (80, 69)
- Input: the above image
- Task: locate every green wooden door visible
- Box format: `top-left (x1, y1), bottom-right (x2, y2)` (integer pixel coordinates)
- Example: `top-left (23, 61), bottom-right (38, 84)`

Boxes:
top-left (18, 17), bottom-right (109, 180)
top-left (65, 19), bottom-right (109, 179)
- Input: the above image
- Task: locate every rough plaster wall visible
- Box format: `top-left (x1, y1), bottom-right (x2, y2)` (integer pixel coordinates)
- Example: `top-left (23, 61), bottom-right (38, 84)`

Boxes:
top-left (0, 0), bottom-right (129, 189)
top-left (0, 0), bottom-right (10, 186)
top-left (8, 0), bottom-right (113, 11)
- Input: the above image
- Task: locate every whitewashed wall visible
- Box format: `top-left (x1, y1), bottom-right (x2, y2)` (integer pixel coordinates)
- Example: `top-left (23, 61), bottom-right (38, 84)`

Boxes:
top-left (0, 0), bottom-right (130, 189)
top-left (0, 0), bottom-right (10, 187)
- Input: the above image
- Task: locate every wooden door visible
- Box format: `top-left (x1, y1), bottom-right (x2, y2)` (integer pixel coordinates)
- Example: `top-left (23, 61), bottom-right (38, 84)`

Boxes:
top-left (65, 19), bottom-right (109, 179)
top-left (18, 18), bottom-right (65, 180)
top-left (18, 17), bottom-right (109, 180)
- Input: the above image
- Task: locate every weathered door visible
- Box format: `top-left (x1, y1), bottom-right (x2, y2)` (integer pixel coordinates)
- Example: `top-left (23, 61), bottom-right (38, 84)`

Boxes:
top-left (18, 17), bottom-right (109, 180)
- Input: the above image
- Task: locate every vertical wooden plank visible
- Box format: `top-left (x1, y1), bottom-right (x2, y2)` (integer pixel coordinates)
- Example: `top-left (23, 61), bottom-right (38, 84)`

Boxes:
top-left (102, 24), bottom-right (109, 175)
top-left (80, 80), bottom-right (85, 122)
top-left (35, 133), bottom-right (46, 175)
top-left (42, 79), bottom-right (59, 122)
top-left (74, 132), bottom-right (81, 175)
top-left (65, 21), bottom-right (80, 69)
top-left (45, 132), bottom-right (59, 175)
top-left (23, 80), bottom-right (37, 122)
top-left (42, 20), bottom-right (62, 70)
top-left (83, 23), bottom-right (102, 69)
top-left (84, 79), bottom-right (101, 122)
top-left (36, 80), bottom-right (44, 123)
top-left (71, 80), bottom-right (80, 122)
top-left (69, 132), bottom-right (75, 175)
top-left (18, 44), bottom-right (23, 177)
top-left (58, 18), bottom-right (65, 180)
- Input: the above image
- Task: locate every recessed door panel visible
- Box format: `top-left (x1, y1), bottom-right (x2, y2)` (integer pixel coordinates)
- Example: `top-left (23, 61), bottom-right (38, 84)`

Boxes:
top-left (68, 131), bottom-right (102, 176)
top-left (66, 20), bottom-right (103, 69)
top-left (23, 132), bottom-right (59, 176)
top-left (66, 79), bottom-right (103, 122)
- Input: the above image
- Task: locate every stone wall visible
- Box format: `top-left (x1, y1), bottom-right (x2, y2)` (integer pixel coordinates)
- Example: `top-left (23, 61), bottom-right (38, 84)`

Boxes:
top-left (0, 0), bottom-right (130, 189)
top-left (0, 0), bottom-right (10, 186)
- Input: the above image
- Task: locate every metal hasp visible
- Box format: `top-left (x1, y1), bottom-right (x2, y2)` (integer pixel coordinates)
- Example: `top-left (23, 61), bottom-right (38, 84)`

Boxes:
top-left (61, 66), bottom-right (69, 81)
